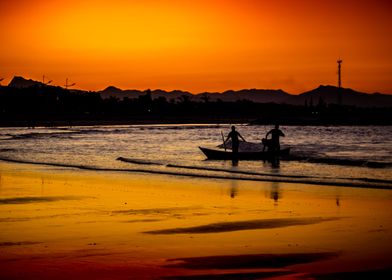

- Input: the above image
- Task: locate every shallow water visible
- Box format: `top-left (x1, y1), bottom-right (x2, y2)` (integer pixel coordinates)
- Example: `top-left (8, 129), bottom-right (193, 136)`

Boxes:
top-left (1, 124), bottom-right (392, 188)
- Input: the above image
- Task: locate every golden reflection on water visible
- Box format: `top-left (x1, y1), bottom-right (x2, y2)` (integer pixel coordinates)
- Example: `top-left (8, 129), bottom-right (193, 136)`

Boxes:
top-left (0, 162), bottom-right (392, 279)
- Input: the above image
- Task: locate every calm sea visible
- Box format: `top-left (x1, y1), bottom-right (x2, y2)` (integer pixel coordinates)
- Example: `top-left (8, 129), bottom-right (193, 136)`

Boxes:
top-left (1, 124), bottom-right (391, 188)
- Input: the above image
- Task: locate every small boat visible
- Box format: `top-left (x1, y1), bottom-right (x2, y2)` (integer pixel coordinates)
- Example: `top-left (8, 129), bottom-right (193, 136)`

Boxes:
top-left (199, 146), bottom-right (290, 160)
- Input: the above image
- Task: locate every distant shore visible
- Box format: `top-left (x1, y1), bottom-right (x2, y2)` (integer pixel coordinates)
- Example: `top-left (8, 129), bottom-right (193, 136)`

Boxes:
top-left (1, 116), bottom-right (392, 127)
top-left (2, 82), bottom-right (392, 127)
top-left (0, 117), bottom-right (250, 128)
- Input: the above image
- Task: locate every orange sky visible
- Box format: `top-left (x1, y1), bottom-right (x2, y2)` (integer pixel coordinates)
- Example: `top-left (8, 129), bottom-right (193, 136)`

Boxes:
top-left (0, 0), bottom-right (391, 93)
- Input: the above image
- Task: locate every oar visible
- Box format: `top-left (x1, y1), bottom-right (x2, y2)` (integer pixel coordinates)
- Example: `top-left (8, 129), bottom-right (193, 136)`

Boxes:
top-left (221, 131), bottom-right (227, 152)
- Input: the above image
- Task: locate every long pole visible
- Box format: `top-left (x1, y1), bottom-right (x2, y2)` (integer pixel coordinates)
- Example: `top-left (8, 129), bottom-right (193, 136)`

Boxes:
top-left (221, 131), bottom-right (226, 152)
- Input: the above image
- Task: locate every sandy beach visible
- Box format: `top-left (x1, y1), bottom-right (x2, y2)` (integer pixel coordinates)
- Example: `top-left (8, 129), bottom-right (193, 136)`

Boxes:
top-left (1, 161), bottom-right (391, 279)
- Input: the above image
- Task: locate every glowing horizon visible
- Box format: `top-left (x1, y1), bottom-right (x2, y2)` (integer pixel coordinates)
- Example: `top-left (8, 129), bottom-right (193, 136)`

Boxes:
top-left (1, 0), bottom-right (391, 94)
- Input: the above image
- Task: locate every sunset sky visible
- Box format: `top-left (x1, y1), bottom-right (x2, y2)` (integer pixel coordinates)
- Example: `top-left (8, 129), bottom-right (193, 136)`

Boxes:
top-left (0, 0), bottom-right (391, 94)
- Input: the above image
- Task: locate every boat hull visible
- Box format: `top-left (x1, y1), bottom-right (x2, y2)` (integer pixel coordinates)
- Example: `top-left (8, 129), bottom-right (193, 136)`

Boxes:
top-left (199, 146), bottom-right (290, 160)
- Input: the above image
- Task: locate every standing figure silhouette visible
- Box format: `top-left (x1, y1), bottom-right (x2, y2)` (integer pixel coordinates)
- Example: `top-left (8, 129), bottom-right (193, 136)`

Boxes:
top-left (225, 126), bottom-right (246, 161)
top-left (265, 124), bottom-right (285, 152)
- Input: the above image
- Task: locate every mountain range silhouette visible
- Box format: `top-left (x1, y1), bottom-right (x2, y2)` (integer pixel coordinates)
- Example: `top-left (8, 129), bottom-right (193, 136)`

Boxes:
top-left (7, 76), bottom-right (392, 107)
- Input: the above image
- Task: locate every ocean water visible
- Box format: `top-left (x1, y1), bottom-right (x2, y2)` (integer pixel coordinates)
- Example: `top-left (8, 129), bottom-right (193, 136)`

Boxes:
top-left (0, 124), bottom-right (391, 188)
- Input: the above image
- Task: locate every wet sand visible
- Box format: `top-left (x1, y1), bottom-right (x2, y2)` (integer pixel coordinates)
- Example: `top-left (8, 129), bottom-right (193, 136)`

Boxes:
top-left (0, 161), bottom-right (392, 279)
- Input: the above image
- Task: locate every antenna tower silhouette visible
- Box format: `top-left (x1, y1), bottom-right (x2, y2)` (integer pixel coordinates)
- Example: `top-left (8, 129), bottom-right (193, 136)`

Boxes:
top-left (337, 59), bottom-right (343, 105)
top-left (64, 78), bottom-right (76, 89)
top-left (42, 75), bottom-right (52, 85)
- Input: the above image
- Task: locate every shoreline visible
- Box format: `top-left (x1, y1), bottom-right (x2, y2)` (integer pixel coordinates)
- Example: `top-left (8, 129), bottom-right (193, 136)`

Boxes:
top-left (1, 157), bottom-right (391, 190)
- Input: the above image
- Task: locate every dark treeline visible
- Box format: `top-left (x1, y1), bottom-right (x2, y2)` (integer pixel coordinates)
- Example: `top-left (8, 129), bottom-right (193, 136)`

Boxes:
top-left (0, 85), bottom-right (391, 126)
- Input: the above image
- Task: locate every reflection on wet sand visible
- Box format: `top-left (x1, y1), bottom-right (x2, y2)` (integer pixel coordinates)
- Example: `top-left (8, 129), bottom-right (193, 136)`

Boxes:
top-left (229, 186), bottom-right (238, 198)
top-left (229, 180), bottom-right (238, 199)
top-left (265, 161), bottom-right (282, 205)
top-left (269, 182), bottom-right (281, 206)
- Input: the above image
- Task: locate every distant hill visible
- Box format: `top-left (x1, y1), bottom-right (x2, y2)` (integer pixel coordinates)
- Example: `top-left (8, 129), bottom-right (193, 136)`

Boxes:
top-left (99, 86), bottom-right (192, 101)
top-left (294, 85), bottom-right (392, 107)
top-left (7, 76), bottom-right (86, 94)
top-left (5, 76), bottom-right (392, 107)
top-left (201, 89), bottom-right (291, 103)
top-left (98, 85), bottom-right (392, 107)
top-left (8, 76), bottom-right (45, 88)
top-left (99, 87), bottom-right (293, 103)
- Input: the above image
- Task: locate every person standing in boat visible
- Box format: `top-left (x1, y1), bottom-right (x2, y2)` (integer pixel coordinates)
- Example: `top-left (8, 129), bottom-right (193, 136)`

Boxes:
top-left (225, 126), bottom-right (246, 159)
top-left (265, 124), bottom-right (285, 152)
